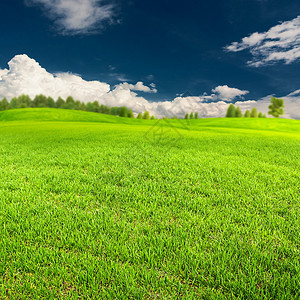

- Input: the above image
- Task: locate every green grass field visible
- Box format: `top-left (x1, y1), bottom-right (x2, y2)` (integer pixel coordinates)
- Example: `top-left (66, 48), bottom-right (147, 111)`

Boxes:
top-left (0, 108), bottom-right (299, 299)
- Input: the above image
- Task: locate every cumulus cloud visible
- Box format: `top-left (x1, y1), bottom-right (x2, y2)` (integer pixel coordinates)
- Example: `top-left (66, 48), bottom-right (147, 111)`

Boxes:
top-left (117, 81), bottom-right (158, 93)
top-left (25, 0), bottom-right (114, 35)
top-left (212, 85), bottom-right (249, 101)
top-left (1, 54), bottom-right (299, 119)
top-left (0, 54), bottom-right (110, 101)
top-left (226, 15), bottom-right (300, 66)
top-left (0, 69), bottom-right (8, 80)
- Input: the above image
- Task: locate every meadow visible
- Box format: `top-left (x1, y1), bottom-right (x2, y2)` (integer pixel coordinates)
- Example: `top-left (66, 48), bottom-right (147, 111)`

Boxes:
top-left (0, 108), bottom-right (299, 299)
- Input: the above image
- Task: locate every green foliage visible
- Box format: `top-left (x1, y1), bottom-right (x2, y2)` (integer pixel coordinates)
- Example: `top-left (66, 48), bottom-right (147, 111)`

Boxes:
top-left (63, 96), bottom-right (76, 110)
top-left (0, 109), bottom-right (299, 299)
top-left (150, 115), bottom-right (155, 120)
top-left (0, 94), bottom-right (134, 119)
top-left (93, 101), bottom-right (101, 112)
top-left (33, 94), bottom-right (49, 107)
top-left (74, 100), bottom-right (84, 110)
top-left (250, 107), bottom-right (258, 118)
top-left (86, 102), bottom-right (97, 112)
top-left (119, 106), bottom-right (128, 118)
top-left (184, 113), bottom-right (189, 119)
top-left (244, 110), bottom-right (250, 118)
top-left (194, 112), bottom-right (198, 119)
top-left (56, 97), bottom-right (65, 108)
top-left (110, 106), bottom-right (120, 116)
top-left (143, 111), bottom-right (150, 120)
top-left (10, 94), bottom-right (32, 109)
top-left (137, 112), bottom-right (143, 119)
top-left (99, 104), bottom-right (111, 114)
top-left (189, 112), bottom-right (194, 119)
top-left (235, 106), bottom-right (243, 118)
top-left (268, 97), bottom-right (285, 118)
top-left (127, 109), bottom-right (134, 118)
top-left (258, 112), bottom-right (264, 118)
top-left (47, 96), bottom-right (56, 108)
top-left (0, 98), bottom-right (9, 111)
top-left (226, 104), bottom-right (236, 117)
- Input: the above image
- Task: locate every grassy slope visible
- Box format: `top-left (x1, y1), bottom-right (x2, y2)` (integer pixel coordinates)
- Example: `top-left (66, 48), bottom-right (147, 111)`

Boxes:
top-left (0, 108), bottom-right (299, 299)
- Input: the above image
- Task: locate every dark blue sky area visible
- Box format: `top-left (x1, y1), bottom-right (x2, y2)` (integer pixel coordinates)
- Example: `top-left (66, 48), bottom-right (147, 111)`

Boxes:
top-left (0, 0), bottom-right (300, 101)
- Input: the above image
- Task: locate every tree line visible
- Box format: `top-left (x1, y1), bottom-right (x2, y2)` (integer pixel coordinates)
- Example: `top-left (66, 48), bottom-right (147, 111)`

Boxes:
top-left (0, 94), bottom-right (155, 120)
top-left (184, 112), bottom-right (199, 119)
top-left (226, 104), bottom-right (266, 118)
top-left (225, 97), bottom-right (285, 118)
top-left (0, 94), bottom-right (285, 120)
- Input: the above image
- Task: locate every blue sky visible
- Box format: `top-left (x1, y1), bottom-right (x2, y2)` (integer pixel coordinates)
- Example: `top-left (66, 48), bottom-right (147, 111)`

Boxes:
top-left (0, 0), bottom-right (299, 118)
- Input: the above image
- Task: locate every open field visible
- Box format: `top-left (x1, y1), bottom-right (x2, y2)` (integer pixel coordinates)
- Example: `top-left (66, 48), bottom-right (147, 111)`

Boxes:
top-left (0, 108), bottom-right (299, 299)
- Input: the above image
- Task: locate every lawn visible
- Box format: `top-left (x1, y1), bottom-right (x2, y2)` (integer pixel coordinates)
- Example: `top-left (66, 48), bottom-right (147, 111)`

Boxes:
top-left (0, 108), bottom-right (299, 299)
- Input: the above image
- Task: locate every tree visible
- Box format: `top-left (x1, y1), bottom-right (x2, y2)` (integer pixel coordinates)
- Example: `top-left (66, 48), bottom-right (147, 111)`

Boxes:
top-left (18, 94), bottom-right (32, 108)
top-left (189, 112), bottom-right (194, 119)
top-left (56, 97), bottom-right (65, 108)
top-left (143, 111), bottom-right (150, 120)
top-left (74, 100), bottom-right (85, 110)
top-left (99, 104), bottom-right (110, 114)
top-left (268, 97), bottom-right (284, 118)
top-left (235, 106), bottom-right (243, 118)
top-left (33, 94), bottom-right (48, 107)
top-left (119, 106), bottom-right (128, 117)
top-left (127, 109), bottom-right (134, 118)
top-left (47, 97), bottom-right (56, 108)
top-left (64, 96), bottom-right (76, 110)
top-left (258, 112), bottom-right (264, 118)
top-left (244, 110), bottom-right (250, 118)
top-left (86, 102), bottom-right (96, 112)
top-left (92, 101), bottom-right (101, 112)
top-left (250, 107), bottom-right (258, 118)
top-left (150, 115), bottom-right (155, 120)
top-left (137, 113), bottom-right (143, 119)
top-left (184, 113), bottom-right (189, 119)
top-left (10, 94), bottom-right (32, 108)
top-left (9, 97), bottom-right (18, 109)
top-left (0, 98), bottom-right (9, 111)
top-left (194, 112), bottom-right (198, 119)
top-left (226, 104), bottom-right (236, 117)
top-left (110, 107), bottom-right (120, 116)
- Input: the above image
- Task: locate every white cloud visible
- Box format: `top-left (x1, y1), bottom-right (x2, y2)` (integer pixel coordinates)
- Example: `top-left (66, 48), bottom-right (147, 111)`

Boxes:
top-left (1, 54), bottom-right (299, 119)
top-left (117, 81), bottom-right (157, 93)
top-left (25, 0), bottom-right (114, 35)
top-left (0, 54), bottom-right (110, 101)
top-left (212, 85), bottom-right (249, 101)
top-left (226, 15), bottom-right (300, 66)
top-left (0, 69), bottom-right (8, 80)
